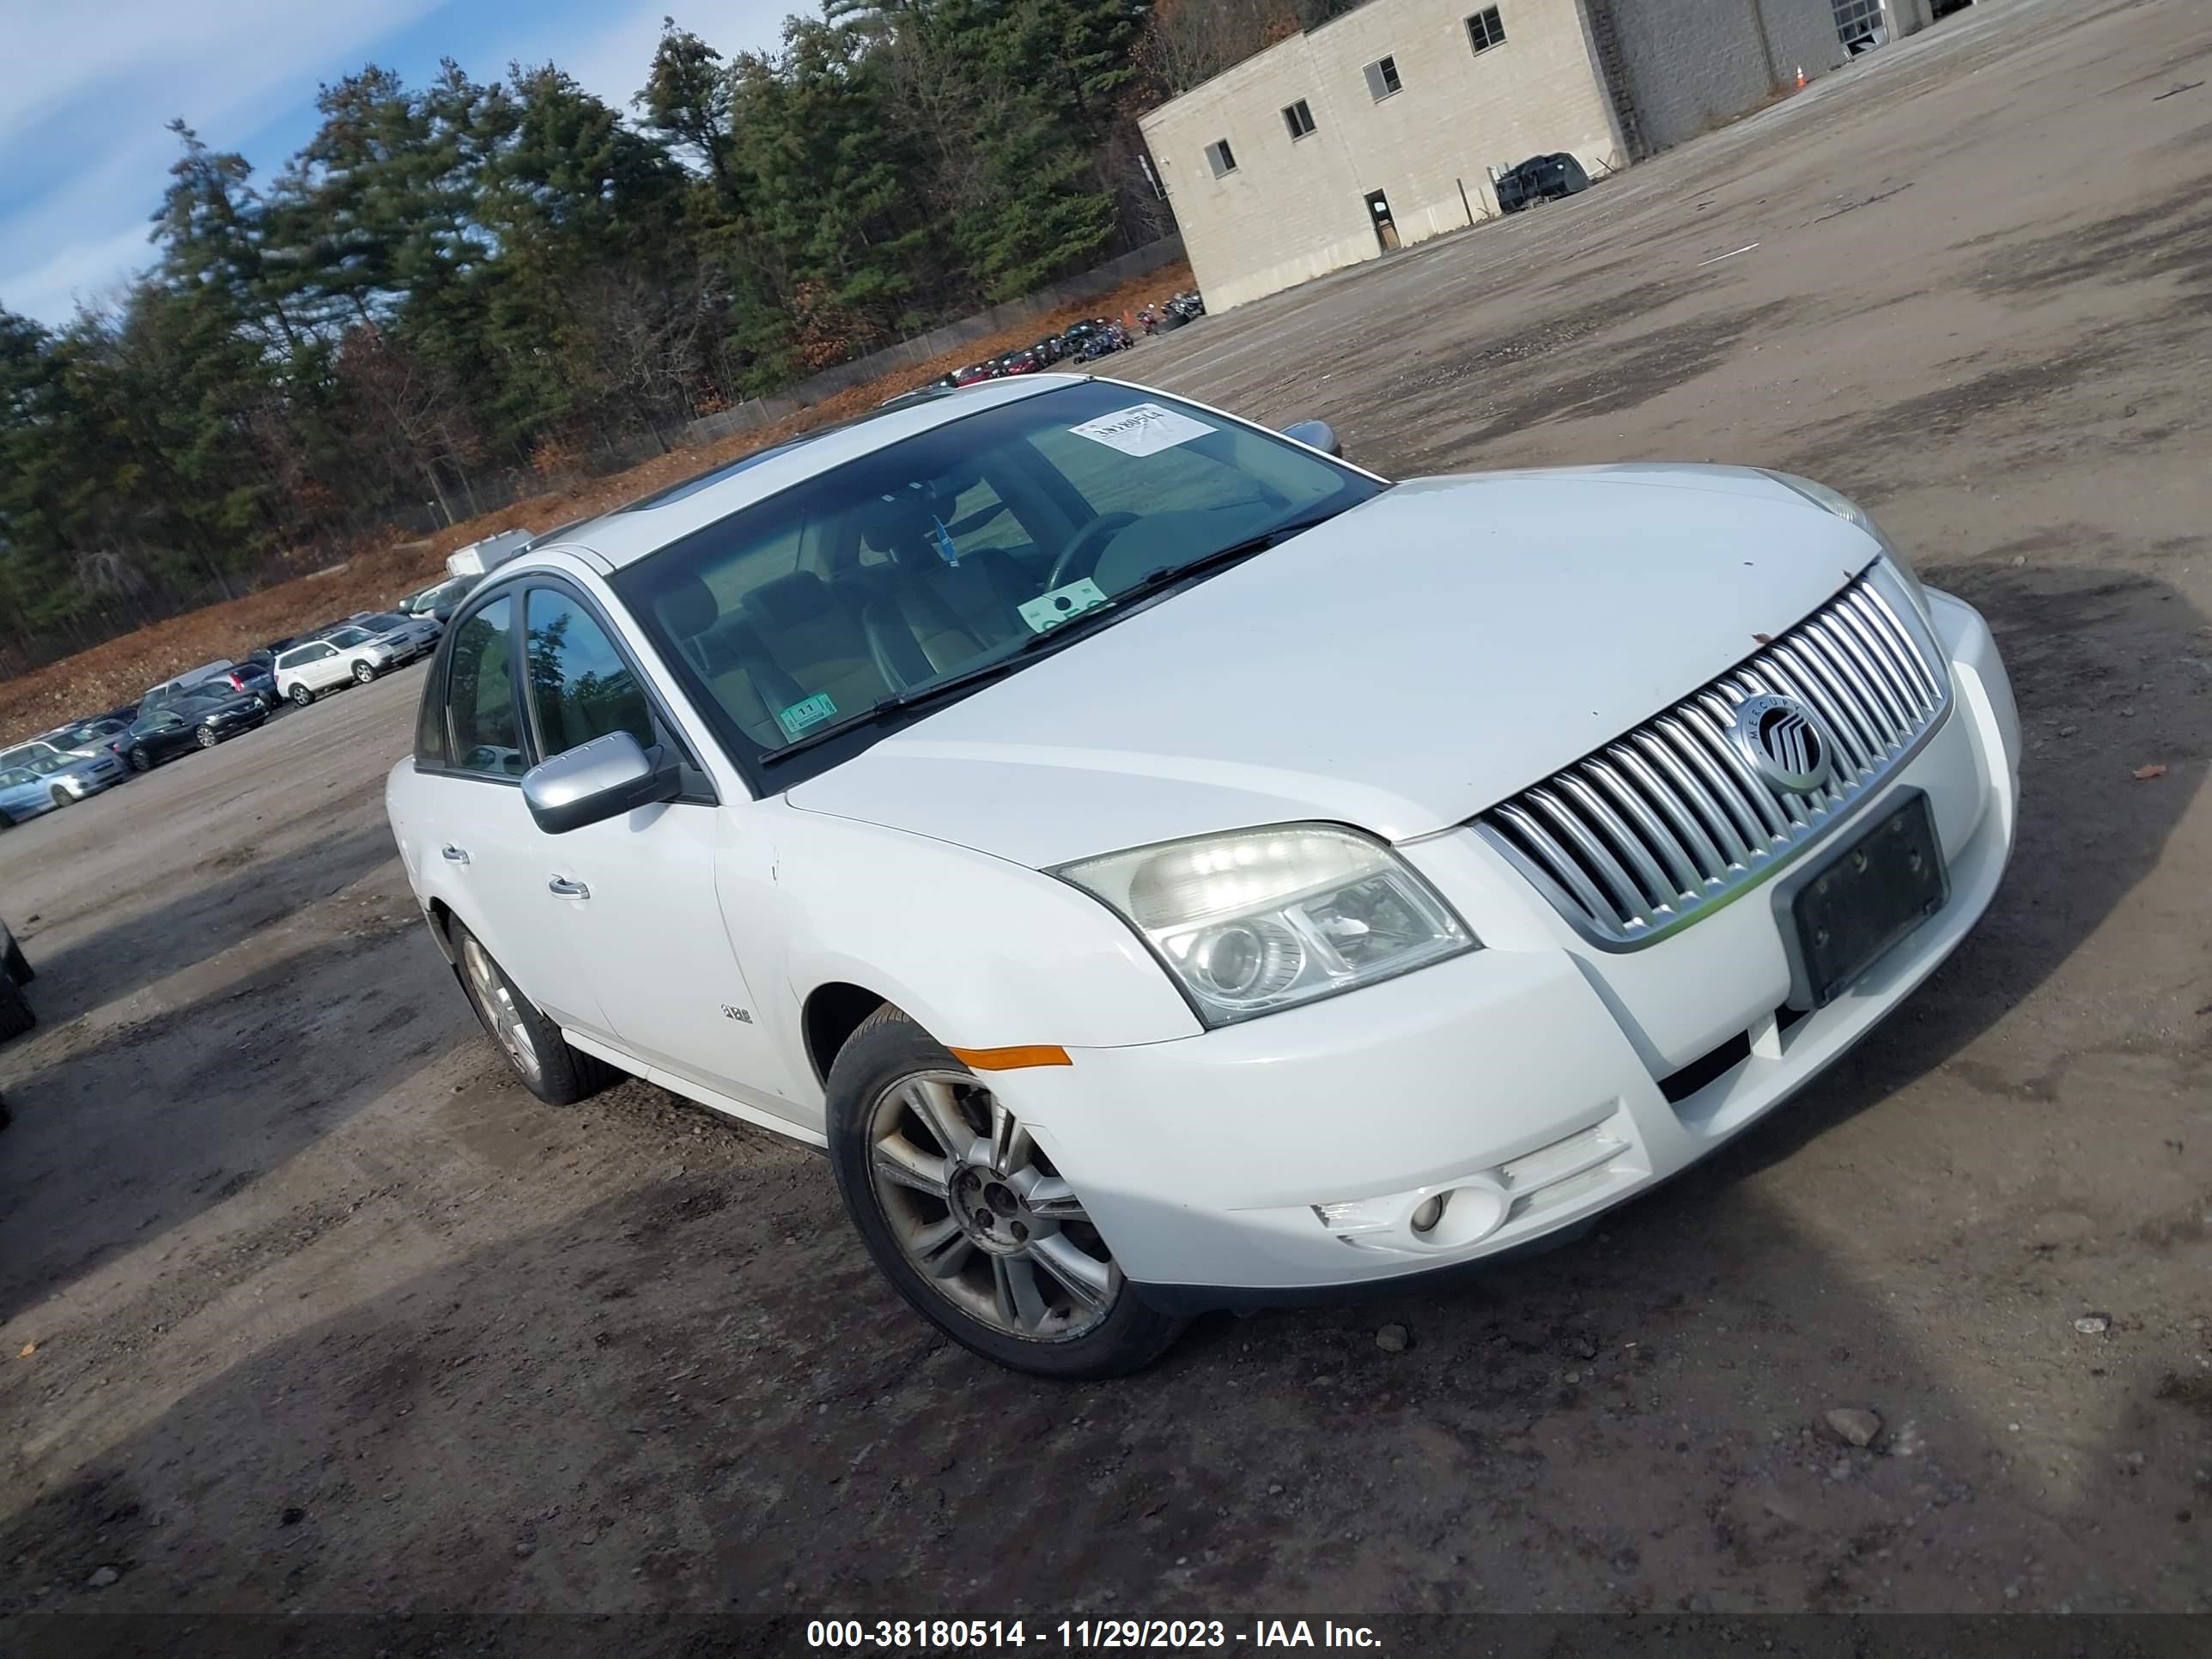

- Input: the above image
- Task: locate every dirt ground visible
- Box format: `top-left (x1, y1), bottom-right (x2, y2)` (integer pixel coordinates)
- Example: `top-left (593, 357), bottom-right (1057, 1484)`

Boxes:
top-left (3, 0), bottom-right (2209, 1646)
top-left (0, 262), bottom-right (1194, 738)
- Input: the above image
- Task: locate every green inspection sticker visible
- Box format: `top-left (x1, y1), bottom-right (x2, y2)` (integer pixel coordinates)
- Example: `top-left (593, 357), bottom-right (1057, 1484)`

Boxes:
top-left (775, 692), bottom-right (837, 738)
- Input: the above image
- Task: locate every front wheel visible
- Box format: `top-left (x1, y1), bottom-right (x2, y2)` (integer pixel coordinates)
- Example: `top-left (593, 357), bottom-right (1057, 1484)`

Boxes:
top-left (3, 936), bottom-right (32, 985)
top-left (450, 921), bottom-right (611, 1105)
top-left (48, 787), bottom-right (70, 809)
top-left (826, 1007), bottom-right (1185, 1379)
top-left (353, 661), bottom-right (378, 684)
top-left (194, 726), bottom-right (217, 749)
top-left (289, 683), bottom-right (313, 707)
top-left (128, 748), bottom-right (151, 773)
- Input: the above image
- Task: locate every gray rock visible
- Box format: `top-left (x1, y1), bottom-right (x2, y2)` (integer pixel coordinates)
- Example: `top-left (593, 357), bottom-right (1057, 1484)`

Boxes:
top-left (85, 1566), bottom-right (119, 1589)
top-left (1823, 1407), bottom-right (1883, 1448)
top-left (1376, 1324), bottom-right (1410, 1353)
top-left (2073, 1313), bottom-right (2111, 1336)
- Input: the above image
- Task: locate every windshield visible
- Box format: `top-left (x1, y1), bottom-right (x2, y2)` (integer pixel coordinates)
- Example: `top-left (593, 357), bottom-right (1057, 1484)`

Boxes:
top-left (613, 382), bottom-right (1381, 767)
top-left (54, 722), bottom-right (114, 745)
top-left (326, 627), bottom-right (373, 647)
top-left (28, 754), bottom-right (81, 776)
top-left (362, 613), bottom-right (409, 631)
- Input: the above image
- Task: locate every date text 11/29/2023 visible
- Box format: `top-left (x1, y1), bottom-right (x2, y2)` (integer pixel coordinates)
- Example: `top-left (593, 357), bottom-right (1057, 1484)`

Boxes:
top-left (805, 1620), bottom-right (1383, 1650)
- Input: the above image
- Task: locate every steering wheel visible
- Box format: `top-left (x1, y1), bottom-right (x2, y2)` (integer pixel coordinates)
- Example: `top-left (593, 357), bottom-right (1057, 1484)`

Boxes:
top-left (1045, 512), bottom-right (1139, 591)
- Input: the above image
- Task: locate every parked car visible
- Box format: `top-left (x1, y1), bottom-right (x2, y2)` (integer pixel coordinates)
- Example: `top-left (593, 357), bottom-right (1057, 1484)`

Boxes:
top-left (0, 736), bottom-right (84, 771)
top-left (198, 659), bottom-right (281, 709)
top-left (396, 583), bottom-right (449, 617)
top-left (273, 626), bottom-right (398, 705)
top-left (125, 688), bottom-right (269, 769)
top-left (354, 611), bottom-right (444, 663)
top-left (386, 373), bottom-right (2018, 1380)
top-left (1030, 336), bottom-right (1064, 366)
top-left (0, 750), bottom-right (126, 821)
top-left (42, 718), bottom-right (133, 764)
top-left (951, 362), bottom-right (997, 387)
top-left (997, 349), bottom-right (1042, 376)
top-left (139, 662), bottom-right (244, 723)
top-left (1496, 151), bottom-right (1592, 213)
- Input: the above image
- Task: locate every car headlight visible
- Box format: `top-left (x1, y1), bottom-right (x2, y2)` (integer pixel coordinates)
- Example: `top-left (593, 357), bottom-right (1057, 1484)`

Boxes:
top-left (1057, 823), bottom-right (1476, 1027)
top-left (1762, 471), bottom-right (1929, 616)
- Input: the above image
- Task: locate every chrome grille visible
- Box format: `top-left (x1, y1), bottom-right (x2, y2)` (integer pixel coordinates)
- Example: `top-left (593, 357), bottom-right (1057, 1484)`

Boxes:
top-left (1474, 572), bottom-right (1948, 946)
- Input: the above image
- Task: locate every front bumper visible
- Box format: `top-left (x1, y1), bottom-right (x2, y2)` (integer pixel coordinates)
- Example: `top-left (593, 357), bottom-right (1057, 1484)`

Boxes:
top-left (994, 590), bottom-right (2020, 1304)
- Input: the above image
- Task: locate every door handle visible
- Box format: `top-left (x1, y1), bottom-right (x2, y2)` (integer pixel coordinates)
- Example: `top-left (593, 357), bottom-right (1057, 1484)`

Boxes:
top-left (441, 844), bottom-right (470, 864)
top-left (547, 876), bottom-right (590, 899)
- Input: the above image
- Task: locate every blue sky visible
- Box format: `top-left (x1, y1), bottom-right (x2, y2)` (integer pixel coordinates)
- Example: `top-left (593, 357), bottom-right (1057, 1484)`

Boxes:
top-left (0, 0), bottom-right (794, 325)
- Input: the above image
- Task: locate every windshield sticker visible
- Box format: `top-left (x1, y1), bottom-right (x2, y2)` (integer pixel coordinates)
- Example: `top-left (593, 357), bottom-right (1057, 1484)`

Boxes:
top-left (1068, 402), bottom-right (1212, 458)
top-left (775, 692), bottom-right (838, 738)
top-left (1018, 579), bottom-right (1110, 635)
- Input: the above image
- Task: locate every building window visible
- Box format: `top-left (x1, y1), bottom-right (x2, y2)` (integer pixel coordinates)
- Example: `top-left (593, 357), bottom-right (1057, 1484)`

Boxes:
top-left (1363, 57), bottom-right (1402, 102)
top-left (1467, 7), bottom-right (1506, 53)
top-left (1205, 138), bottom-right (1237, 177)
top-left (1282, 99), bottom-right (1316, 140)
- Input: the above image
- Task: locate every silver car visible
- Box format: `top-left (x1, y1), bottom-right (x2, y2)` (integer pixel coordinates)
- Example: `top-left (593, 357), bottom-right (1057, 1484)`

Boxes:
top-left (0, 750), bottom-right (125, 823)
top-left (359, 611), bottom-right (442, 661)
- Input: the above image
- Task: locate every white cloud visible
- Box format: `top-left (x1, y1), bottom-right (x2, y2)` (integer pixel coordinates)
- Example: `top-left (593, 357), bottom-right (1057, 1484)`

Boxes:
top-left (0, 0), bottom-right (796, 325)
top-left (0, 0), bottom-right (448, 323)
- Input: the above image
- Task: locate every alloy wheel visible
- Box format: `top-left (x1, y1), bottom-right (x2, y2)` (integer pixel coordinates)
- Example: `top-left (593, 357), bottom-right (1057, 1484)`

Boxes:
top-left (460, 935), bottom-right (542, 1087)
top-left (194, 726), bottom-right (216, 748)
top-left (866, 1070), bottom-right (1117, 1342)
top-left (289, 684), bottom-right (313, 707)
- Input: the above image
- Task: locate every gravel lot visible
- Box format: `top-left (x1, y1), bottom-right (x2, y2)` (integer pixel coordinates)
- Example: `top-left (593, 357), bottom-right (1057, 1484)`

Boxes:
top-left (3, 0), bottom-right (2209, 1640)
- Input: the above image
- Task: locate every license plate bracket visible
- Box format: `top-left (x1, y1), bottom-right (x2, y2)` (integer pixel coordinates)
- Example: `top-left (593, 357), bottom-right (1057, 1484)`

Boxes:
top-left (1776, 788), bottom-right (1948, 1010)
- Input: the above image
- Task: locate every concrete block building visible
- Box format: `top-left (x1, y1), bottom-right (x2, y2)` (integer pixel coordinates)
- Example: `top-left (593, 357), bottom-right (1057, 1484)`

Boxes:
top-left (1139, 0), bottom-right (1946, 311)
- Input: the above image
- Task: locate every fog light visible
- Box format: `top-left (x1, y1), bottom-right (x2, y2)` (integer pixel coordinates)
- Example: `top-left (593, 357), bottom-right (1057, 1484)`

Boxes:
top-left (1411, 1194), bottom-right (1446, 1234)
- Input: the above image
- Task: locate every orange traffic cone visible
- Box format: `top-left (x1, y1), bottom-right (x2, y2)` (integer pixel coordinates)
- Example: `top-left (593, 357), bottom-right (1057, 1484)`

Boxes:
top-left (1795, 65), bottom-right (1807, 90)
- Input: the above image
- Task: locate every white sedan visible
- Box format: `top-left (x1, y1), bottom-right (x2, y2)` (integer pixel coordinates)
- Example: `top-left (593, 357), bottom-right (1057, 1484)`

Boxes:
top-left (385, 375), bottom-right (2019, 1378)
top-left (273, 626), bottom-right (397, 705)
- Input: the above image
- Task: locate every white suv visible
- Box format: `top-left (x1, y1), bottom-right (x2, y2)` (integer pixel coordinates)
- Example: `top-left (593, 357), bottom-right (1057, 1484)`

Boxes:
top-left (386, 375), bottom-right (2020, 1378)
top-left (274, 627), bottom-right (396, 705)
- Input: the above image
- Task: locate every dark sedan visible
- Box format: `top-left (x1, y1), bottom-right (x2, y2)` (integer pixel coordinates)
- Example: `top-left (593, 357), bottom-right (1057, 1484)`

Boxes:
top-left (123, 690), bottom-right (269, 771)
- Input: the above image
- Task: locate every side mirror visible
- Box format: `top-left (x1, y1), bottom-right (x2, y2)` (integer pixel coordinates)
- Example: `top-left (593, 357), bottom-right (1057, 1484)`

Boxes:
top-left (521, 730), bottom-right (679, 835)
top-left (1282, 419), bottom-right (1343, 459)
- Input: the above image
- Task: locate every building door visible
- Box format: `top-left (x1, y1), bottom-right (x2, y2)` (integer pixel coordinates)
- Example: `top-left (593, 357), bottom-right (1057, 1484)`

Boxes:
top-left (1366, 191), bottom-right (1400, 252)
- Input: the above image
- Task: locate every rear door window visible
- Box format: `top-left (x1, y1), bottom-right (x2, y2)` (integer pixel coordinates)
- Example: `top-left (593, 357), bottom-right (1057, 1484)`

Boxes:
top-left (445, 595), bottom-right (525, 779)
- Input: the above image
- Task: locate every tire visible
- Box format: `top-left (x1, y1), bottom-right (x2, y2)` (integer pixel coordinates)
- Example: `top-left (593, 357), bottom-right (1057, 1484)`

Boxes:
top-left (194, 726), bottom-right (217, 749)
top-left (824, 1006), bottom-right (1185, 1379)
top-left (5, 937), bottom-right (33, 985)
top-left (128, 747), bottom-right (152, 773)
top-left (0, 973), bottom-right (34, 1046)
top-left (289, 684), bottom-right (314, 707)
top-left (353, 661), bottom-right (378, 684)
top-left (49, 787), bottom-right (70, 809)
top-left (448, 920), bottom-right (612, 1106)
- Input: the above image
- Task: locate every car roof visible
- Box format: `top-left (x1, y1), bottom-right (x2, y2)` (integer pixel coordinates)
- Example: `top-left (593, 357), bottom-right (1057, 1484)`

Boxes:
top-left (539, 373), bottom-right (1082, 571)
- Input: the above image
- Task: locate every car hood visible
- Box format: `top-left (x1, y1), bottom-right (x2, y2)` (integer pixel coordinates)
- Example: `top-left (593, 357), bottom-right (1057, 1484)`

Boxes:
top-left (786, 467), bottom-right (1883, 869)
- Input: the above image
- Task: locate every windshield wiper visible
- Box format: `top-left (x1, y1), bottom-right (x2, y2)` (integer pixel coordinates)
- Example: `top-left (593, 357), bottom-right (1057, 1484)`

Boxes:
top-left (762, 509), bottom-right (1346, 763)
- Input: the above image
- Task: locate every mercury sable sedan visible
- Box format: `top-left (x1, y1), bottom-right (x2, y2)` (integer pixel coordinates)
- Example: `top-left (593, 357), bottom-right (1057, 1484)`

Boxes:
top-left (385, 374), bottom-right (2019, 1378)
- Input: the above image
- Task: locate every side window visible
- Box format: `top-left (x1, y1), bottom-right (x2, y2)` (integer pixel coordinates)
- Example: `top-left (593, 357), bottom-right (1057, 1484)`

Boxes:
top-left (524, 588), bottom-right (653, 759)
top-left (445, 595), bottom-right (524, 778)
